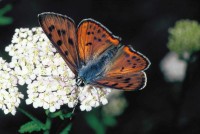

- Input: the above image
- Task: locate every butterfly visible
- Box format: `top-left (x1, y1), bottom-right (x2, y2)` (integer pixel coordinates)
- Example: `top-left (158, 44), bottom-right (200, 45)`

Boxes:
top-left (38, 12), bottom-right (150, 91)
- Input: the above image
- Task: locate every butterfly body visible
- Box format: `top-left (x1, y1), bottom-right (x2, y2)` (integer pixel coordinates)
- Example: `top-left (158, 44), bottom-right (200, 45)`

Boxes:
top-left (78, 46), bottom-right (119, 85)
top-left (38, 12), bottom-right (150, 91)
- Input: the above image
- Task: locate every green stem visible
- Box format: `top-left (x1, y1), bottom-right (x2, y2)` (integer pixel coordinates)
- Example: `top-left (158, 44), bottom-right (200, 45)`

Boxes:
top-left (18, 107), bottom-right (45, 128)
top-left (49, 110), bottom-right (62, 118)
top-left (44, 110), bottom-right (52, 134)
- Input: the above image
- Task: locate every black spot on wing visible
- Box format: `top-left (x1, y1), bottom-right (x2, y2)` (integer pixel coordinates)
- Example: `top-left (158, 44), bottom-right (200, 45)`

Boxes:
top-left (126, 83), bottom-right (133, 88)
top-left (48, 33), bottom-right (52, 38)
top-left (124, 78), bottom-right (131, 81)
top-left (102, 34), bottom-right (106, 38)
top-left (57, 40), bottom-right (62, 46)
top-left (57, 29), bottom-right (66, 36)
top-left (132, 65), bottom-right (136, 68)
top-left (124, 78), bottom-right (131, 83)
top-left (87, 31), bottom-right (91, 35)
top-left (132, 56), bottom-right (136, 59)
top-left (48, 25), bottom-right (55, 32)
top-left (116, 76), bottom-right (123, 79)
top-left (97, 29), bottom-right (101, 33)
top-left (111, 83), bottom-right (118, 87)
top-left (68, 38), bottom-right (74, 45)
top-left (65, 51), bottom-right (68, 56)
top-left (103, 82), bottom-right (109, 85)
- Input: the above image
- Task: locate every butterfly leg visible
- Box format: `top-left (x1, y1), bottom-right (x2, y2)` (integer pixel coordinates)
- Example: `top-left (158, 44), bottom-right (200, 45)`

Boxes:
top-left (92, 86), bottom-right (101, 105)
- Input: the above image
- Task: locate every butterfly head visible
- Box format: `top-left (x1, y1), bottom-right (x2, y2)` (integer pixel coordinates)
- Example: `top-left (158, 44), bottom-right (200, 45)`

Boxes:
top-left (76, 77), bottom-right (86, 87)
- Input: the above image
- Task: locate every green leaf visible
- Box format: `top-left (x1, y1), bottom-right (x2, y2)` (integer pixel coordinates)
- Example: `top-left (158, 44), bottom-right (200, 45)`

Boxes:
top-left (102, 116), bottom-right (117, 127)
top-left (62, 113), bottom-right (73, 118)
top-left (59, 112), bottom-right (73, 120)
top-left (48, 110), bottom-right (73, 120)
top-left (18, 108), bottom-right (46, 128)
top-left (0, 16), bottom-right (13, 25)
top-left (59, 115), bottom-right (65, 120)
top-left (60, 123), bottom-right (72, 134)
top-left (0, 4), bottom-right (12, 16)
top-left (49, 110), bottom-right (62, 118)
top-left (19, 121), bottom-right (43, 133)
top-left (85, 113), bottom-right (105, 134)
top-left (0, 4), bottom-right (13, 25)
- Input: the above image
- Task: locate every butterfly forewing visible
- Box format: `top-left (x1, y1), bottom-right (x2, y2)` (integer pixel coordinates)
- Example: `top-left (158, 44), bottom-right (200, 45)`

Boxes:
top-left (77, 19), bottom-right (120, 65)
top-left (38, 13), bottom-right (79, 75)
top-left (92, 45), bottom-right (150, 91)
top-left (106, 46), bottom-right (150, 76)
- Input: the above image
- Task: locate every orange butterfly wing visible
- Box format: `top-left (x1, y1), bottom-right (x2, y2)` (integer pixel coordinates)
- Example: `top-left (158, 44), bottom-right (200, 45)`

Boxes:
top-left (38, 13), bottom-right (79, 75)
top-left (94, 72), bottom-right (147, 91)
top-left (77, 19), bottom-right (121, 64)
top-left (106, 45), bottom-right (150, 76)
top-left (93, 45), bottom-right (150, 91)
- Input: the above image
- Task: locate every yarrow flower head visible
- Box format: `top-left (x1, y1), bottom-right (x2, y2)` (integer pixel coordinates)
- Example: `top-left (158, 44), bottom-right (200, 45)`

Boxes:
top-left (167, 20), bottom-right (200, 57)
top-left (0, 58), bottom-right (24, 115)
top-left (3, 27), bottom-right (111, 113)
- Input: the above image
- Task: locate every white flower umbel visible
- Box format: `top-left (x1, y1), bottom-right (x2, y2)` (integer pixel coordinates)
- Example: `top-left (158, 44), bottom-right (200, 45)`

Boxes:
top-left (6, 27), bottom-right (111, 112)
top-left (0, 58), bottom-right (24, 115)
top-left (160, 52), bottom-right (187, 82)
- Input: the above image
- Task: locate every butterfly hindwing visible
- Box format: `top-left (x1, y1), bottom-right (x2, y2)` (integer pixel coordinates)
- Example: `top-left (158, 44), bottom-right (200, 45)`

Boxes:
top-left (77, 19), bottom-right (121, 65)
top-left (92, 45), bottom-right (150, 91)
top-left (94, 71), bottom-right (147, 91)
top-left (38, 12), bottom-right (79, 75)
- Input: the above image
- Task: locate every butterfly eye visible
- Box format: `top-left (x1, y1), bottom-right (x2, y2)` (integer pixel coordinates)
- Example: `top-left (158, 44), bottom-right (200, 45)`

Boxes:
top-left (79, 82), bottom-right (85, 87)
top-left (76, 78), bottom-right (85, 87)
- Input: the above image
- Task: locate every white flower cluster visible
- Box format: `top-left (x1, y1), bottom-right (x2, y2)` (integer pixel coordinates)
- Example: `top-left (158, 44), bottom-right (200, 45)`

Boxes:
top-left (2, 27), bottom-right (111, 113)
top-left (0, 58), bottom-right (24, 115)
top-left (25, 76), bottom-right (77, 112)
top-left (79, 85), bottom-right (111, 111)
top-left (160, 52), bottom-right (187, 82)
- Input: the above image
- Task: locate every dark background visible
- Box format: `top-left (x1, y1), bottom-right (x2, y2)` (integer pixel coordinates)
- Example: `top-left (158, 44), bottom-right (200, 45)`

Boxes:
top-left (0, 0), bottom-right (200, 133)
